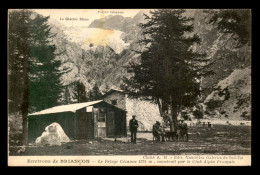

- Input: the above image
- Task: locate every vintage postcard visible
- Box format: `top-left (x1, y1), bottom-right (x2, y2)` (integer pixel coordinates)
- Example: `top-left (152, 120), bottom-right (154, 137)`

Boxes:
top-left (8, 9), bottom-right (251, 166)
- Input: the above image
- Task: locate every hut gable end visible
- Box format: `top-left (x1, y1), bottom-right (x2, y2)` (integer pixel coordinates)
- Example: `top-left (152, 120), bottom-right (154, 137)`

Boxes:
top-left (103, 90), bottom-right (126, 110)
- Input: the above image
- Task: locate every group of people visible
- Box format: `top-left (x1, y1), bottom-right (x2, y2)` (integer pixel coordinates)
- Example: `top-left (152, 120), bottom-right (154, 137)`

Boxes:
top-left (129, 115), bottom-right (189, 144)
top-left (153, 121), bottom-right (166, 142)
top-left (153, 120), bottom-right (189, 142)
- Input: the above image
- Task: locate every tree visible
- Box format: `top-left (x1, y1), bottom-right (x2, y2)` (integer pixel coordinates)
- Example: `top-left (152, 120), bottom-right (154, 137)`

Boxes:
top-left (28, 13), bottom-right (68, 113)
top-left (72, 81), bottom-right (88, 103)
top-left (193, 109), bottom-right (204, 123)
top-left (206, 9), bottom-right (251, 47)
top-left (193, 104), bottom-right (204, 123)
top-left (121, 9), bottom-right (211, 131)
top-left (63, 86), bottom-right (71, 104)
top-left (181, 111), bottom-right (189, 120)
top-left (88, 84), bottom-right (102, 101)
top-left (8, 10), bottom-right (69, 144)
top-left (8, 10), bottom-right (32, 145)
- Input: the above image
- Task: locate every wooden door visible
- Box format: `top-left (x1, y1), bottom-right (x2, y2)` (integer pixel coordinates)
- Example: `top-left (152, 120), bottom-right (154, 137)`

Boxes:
top-left (107, 111), bottom-right (115, 137)
top-left (93, 108), bottom-right (107, 138)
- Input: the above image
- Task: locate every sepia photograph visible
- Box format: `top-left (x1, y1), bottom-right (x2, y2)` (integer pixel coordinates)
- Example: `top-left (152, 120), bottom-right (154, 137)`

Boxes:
top-left (7, 9), bottom-right (251, 166)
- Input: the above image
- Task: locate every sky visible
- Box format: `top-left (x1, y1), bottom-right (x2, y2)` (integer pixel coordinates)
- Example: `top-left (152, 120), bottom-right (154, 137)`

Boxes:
top-left (33, 9), bottom-right (151, 27)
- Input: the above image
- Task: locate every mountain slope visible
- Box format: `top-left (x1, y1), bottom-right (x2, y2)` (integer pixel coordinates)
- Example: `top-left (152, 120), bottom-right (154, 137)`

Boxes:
top-left (204, 66), bottom-right (251, 120)
top-left (48, 10), bottom-right (251, 121)
top-left (47, 13), bottom-right (145, 104)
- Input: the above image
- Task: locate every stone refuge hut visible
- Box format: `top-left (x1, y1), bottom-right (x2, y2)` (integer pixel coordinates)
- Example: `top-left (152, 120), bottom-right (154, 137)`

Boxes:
top-left (103, 89), bottom-right (163, 131)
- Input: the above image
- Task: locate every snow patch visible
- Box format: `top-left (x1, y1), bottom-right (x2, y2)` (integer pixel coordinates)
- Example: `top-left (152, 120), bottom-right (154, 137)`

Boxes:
top-left (63, 27), bottom-right (130, 54)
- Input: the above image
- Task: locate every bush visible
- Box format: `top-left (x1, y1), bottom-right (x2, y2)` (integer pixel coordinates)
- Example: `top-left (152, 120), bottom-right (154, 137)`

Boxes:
top-left (241, 111), bottom-right (251, 120)
top-left (181, 111), bottom-right (189, 120)
top-left (205, 99), bottom-right (223, 111)
top-left (193, 109), bottom-right (203, 121)
top-left (220, 110), bottom-right (226, 115)
top-left (217, 87), bottom-right (230, 100)
top-left (235, 96), bottom-right (250, 110)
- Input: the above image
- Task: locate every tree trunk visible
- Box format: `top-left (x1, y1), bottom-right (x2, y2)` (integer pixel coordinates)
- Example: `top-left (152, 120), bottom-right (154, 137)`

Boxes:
top-left (22, 113), bottom-right (28, 145)
top-left (171, 107), bottom-right (178, 133)
top-left (21, 67), bottom-right (29, 146)
top-left (156, 98), bottom-right (175, 131)
top-left (21, 102), bottom-right (28, 145)
top-left (156, 97), bottom-right (163, 116)
top-left (170, 96), bottom-right (178, 132)
top-left (168, 116), bottom-right (174, 132)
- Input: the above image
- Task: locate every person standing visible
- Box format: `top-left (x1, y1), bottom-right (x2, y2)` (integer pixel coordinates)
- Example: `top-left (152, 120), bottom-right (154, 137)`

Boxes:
top-left (129, 115), bottom-right (139, 144)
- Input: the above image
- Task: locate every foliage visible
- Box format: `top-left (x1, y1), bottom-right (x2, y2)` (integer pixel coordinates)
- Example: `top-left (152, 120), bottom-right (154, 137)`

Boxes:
top-left (234, 96), bottom-right (251, 111)
top-left (193, 109), bottom-right (204, 120)
top-left (8, 10), bottom-right (32, 115)
top-left (28, 13), bottom-right (69, 113)
top-left (206, 9), bottom-right (251, 46)
top-left (8, 10), bottom-right (33, 145)
top-left (205, 99), bottom-right (223, 111)
top-left (241, 111), bottom-right (251, 120)
top-left (181, 111), bottom-right (189, 120)
top-left (121, 9), bottom-right (211, 122)
top-left (88, 84), bottom-right (103, 101)
top-left (63, 86), bottom-right (71, 104)
top-left (217, 87), bottom-right (230, 101)
top-left (8, 10), bottom-right (70, 144)
top-left (220, 110), bottom-right (226, 115)
top-left (72, 81), bottom-right (88, 103)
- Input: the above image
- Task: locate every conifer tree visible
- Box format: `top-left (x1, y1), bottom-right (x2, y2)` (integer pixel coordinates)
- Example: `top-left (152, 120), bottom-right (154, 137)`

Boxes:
top-left (88, 84), bottom-right (102, 101)
top-left (72, 81), bottom-right (88, 103)
top-left (8, 10), bottom-right (69, 144)
top-left (28, 13), bottom-right (68, 112)
top-left (121, 9), bottom-right (211, 131)
top-left (8, 10), bottom-right (32, 145)
top-left (63, 86), bottom-right (71, 104)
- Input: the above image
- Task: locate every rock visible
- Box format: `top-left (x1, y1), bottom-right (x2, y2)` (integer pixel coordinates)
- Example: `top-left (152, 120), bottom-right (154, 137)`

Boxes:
top-left (35, 122), bottom-right (70, 146)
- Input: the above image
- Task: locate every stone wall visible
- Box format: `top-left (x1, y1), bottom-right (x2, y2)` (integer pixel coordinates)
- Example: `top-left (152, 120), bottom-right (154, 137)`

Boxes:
top-left (103, 91), bottom-right (163, 131)
top-left (125, 97), bottom-right (163, 131)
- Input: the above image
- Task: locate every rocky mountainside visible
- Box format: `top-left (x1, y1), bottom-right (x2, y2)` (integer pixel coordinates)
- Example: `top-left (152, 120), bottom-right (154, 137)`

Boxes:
top-left (48, 10), bottom-right (251, 120)
top-left (204, 66), bottom-right (251, 120)
top-left (48, 12), bottom-right (146, 99)
top-left (190, 10), bottom-right (251, 120)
